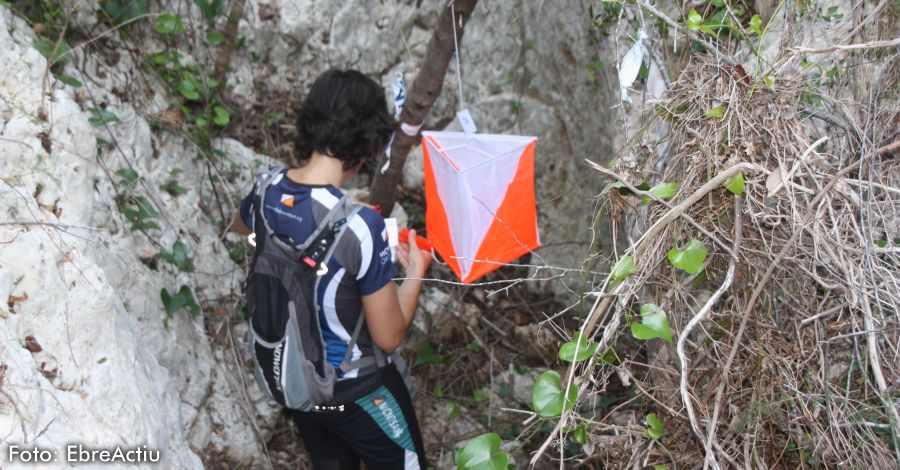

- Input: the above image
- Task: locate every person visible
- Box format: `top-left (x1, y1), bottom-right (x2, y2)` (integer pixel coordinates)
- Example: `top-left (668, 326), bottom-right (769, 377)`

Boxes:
top-left (231, 69), bottom-right (432, 470)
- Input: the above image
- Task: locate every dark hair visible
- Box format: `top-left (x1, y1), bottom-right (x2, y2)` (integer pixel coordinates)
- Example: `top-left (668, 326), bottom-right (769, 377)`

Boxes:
top-left (292, 69), bottom-right (396, 170)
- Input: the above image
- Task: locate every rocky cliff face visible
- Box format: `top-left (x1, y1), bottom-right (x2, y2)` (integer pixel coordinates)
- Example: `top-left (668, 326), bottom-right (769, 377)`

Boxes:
top-left (0, 1), bottom-right (616, 467)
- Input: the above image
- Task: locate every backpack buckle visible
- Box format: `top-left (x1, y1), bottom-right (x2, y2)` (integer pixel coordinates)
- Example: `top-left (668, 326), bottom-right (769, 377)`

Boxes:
top-left (247, 233), bottom-right (257, 247)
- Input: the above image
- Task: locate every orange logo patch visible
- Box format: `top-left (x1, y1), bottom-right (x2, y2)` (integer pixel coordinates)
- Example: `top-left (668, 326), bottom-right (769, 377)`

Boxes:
top-left (280, 194), bottom-right (294, 207)
top-left (372, 397), bottom-right (385, 406)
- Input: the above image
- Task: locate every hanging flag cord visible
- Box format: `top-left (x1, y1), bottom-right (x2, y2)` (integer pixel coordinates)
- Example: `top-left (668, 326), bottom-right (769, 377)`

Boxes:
top-left (451, 0), bottom-right (464, 110)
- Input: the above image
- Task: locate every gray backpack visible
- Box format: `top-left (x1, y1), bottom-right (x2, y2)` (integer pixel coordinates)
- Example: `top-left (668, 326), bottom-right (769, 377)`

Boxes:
top-left (242, 167), bottom-right (388, 410)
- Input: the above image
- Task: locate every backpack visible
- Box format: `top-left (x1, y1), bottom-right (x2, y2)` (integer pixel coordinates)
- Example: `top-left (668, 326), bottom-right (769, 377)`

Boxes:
top-left (242, 167), bottom-right (388, 410)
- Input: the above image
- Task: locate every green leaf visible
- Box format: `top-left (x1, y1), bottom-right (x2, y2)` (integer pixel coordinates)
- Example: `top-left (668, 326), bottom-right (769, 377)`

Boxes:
top-left (116, 167), bottom-right (139, 185)
top-left (473, 388), bottom-right (488, 403)
top-left (723, 172), bottom-right (744, 195)
top-left (532, 370), bottom-right (578, 417)
top-left (611, 256), bottom-right (635, 283)
top-left (631, 304), bottom-right (674, 344)
top-left (455, 433), bottom-right (509, 470)
top-left (195, 0), bottom-right (225, 23)
top-left (88, 107), bottom-right (119, 126)
top-left (875, 239), bottom-right (887, 248)
top-left (195, 117), bottom-right (208, 128)
top-left (763, 74), bottom-right (776, 91)
top-left (415, 346), bottom-right (443, 366)
top-left (213, 106), bottom-right (230, 126)
top-left (177, 80), bottom-right (200, 100)
top-left (572, 422), bottom-right (588, 445)
top-left (160, 180), bottom-right (188, 196)
top-left (446, 402), bottom-right (461, 421)
top-left (748, 14), bottom-right (762, 35)
top-left (466, 341), bottom-right (482, 353)
top-left (154, 13), bottom-right (183, 34)
top-left (160, 285), bottom-right (200, 317)
top-left (654, 465), bottom-right (670, 470)
top-left (159, 241), bottom-right (194, 272)
top-left (667, 239), bottom-right (708, 274)
top-left (55, 74), bottom-right (82, 87)
top-left (642, 181), bottom-right (678, 204)
top-left (134, 196), bottom-right (159, 218)
top-left (206, 30), bottom-right (227, 44)
top-left (33, 37), bottom-right (69, 66)
top-left (101, 0), bottom-right (148, 24)
top-left (704, 105), bottom-right (725, 118)
top-left (599, 348), bottom-right (617, 365)
top-left (645, 413), bottom-right (665, 439)
top-left (559, 330), bottom-right (599, 363)
top-left (686, 9), bottom-right (703, 31)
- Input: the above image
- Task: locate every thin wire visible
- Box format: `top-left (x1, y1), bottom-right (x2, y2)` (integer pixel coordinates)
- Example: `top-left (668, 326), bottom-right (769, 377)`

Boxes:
top-left (450, 1), bottom-right (465, 110)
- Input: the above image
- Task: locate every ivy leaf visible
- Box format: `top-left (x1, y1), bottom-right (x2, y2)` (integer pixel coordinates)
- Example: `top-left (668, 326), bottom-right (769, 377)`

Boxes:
top-left (101, 0), bottom-right (148, 25)
top-left (213, 106), bottom-right (230, 126)
top-left (559, 330), bottom-right (599, 363)
top-left (88, 107), bottom-right (119, 126)
top-left (572, 422), bottom-right (588, 445)
top-left (704, 105), bottom-right (725, 118)
top-left (642, 182), bottom-right (678, 204)
top-left (154, 13), bottom-right (183, 34)
top-left (667, 239), bottom-right (708, 274)
top-left (611, 256), bottom-right (635, 283)
top-left (455, 433), bottom-right (509, 470)
top-left (723, 172), bottom-right (744, 195)
top-left (748, 14), bottom-right (762, 35)
top-left (599, 348), bottom-right (617, 365)
top-left (532, 370), bottom-right (578, 417)
top-left (206, 30), bottom-right (227, 44)
top-left (645, 413), bottom-right (665, 439)
top-left (134, 196), bottom-right (159, 218)
top-left (177, 80), bottom-right (200, 100)
top-left (686, 9), bottom-right (703, 31)
top-left (116, 167), bottom-right (139, 186)
top-left (33, 37), bottom-right (69, 66)
top-left (631, 304), bottom-right (674, 344)
top-left (158, 241), bottom-right (194, 272)
top-left (55, 74), bottom-right (82, 87)
top-left (160, 285), bottom-right (200, 317)
top-left (763, 75), bottom-right (776, 91)
top-left (160, 180), bottom-right (188, 196)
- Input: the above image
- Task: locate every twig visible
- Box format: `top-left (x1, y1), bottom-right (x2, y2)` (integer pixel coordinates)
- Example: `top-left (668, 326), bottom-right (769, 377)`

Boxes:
top-left (634, 1), bottom-right (738, 66)
top-left (683, 195), bottom-right (741, 470)
top-left (789, 37), bottom-right (900, 54)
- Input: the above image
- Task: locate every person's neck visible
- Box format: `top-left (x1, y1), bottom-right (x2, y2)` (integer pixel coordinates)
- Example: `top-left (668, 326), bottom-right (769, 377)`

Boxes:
top-left (285, 151), bottom-right (345, 187)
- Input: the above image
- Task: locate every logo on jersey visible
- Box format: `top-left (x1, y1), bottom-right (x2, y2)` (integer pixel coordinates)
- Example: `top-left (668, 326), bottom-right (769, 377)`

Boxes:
top-left (280, 194), bottom-right (295, 207)
top-left (372, 396), bottom-right (403, 439)
top-left (379, 246), bottom-right (391, 265)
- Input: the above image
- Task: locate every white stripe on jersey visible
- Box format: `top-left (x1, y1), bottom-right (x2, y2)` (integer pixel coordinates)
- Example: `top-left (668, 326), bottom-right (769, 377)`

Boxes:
top-left (348, 214), bottom-right (373, 280)
top-left (404, 450), bottom-right (420, 470)
top-left (311, 187), bottom-right (340, 209)
top-left (321, 268), bottom-right (362, 378)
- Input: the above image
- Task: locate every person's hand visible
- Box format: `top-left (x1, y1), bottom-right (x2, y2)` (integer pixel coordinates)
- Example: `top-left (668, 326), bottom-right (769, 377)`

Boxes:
top-left (396, 229), bottom-right (432, 277)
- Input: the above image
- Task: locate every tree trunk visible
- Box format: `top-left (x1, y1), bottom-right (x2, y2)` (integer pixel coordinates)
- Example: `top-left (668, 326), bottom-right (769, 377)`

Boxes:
top-left (368, 0), bottom-right (479, 214)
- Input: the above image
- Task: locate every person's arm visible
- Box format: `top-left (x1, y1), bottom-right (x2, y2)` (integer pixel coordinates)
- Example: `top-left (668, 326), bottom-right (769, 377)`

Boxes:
top-left (232, 210), bottom-right (252, 236)
top-left (361, 230), bottom-right (431, 353)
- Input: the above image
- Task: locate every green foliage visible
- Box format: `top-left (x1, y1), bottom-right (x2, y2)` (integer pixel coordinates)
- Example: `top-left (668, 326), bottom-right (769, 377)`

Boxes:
top-left (206, 30), bottom-right (227, 44)
top-left (88, 107), bottom-right (119, 126)
top-left (566, 422), bottom-right (588, 445)
top-left (532, 370), bottom-right (578, 418)
top-left (116, 167), bottom-right (139, 186)
top-left (723, 172), bottom-right (745, 195)
top-left (455, 433), bottom-right (509, 470)
top-left (704, 105), bottom-right (725, 118)
top-left (821, 5), bottom-right (843, 22)
top-left (559, 330), bottom-right (599, 363)
top-left (446, 402), bottom-right (461, 421)
top-left (195, 0), bottom-right (225, 23)
top-left (56, 74), bottom-right (82, 87)
top-left (120, 195), bottom-right (160, 231)
top-left (161, 285), bottom-right (200, 317)
top-left (155, 13), bottom-right (185, 34)
top-left (610, 256), bottom-right (634, 283)
top-left (645, 413), bottom-right (665, 439)
top-left (748, 14), bottom-right (762, 35)
top-left (667, 239), bottom-right (708, 274)
top-left (100, 0), bottom-right (147, 25)
top-left (157, 241), bottom-right (194, 272)
top-left (213, 106), bottom-right (230, 126)
top-left (415, 345), bottom-right (443, 366)
top-left (33, 37), bottom-right (69, 66)
top-left (642, 182), bottom-right (678, 204)
top-left (631, 304), bottom-right (673, 344)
